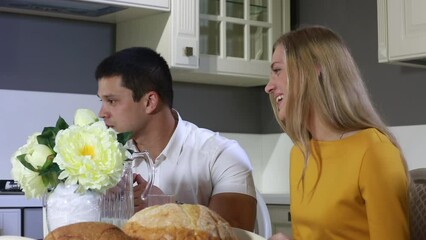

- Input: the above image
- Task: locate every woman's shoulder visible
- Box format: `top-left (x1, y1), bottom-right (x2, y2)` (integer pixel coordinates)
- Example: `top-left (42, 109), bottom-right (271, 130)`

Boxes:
top-left (354, 128), bottom-right (402, 164)
top-left (346, 128), bottom-right (391, 143)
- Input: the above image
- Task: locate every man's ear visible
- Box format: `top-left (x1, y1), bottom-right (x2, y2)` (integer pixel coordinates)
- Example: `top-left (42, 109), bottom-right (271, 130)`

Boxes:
top-left (144, 91), bottom-right (159, 114)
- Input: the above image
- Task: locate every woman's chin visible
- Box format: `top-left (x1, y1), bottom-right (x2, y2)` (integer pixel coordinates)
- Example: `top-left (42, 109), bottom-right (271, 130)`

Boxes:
top-left (278, 112), bottom-right (286, 123)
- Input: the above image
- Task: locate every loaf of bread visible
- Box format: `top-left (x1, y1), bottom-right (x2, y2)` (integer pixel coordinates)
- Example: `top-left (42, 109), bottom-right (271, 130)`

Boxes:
top-left (123, 203), bottom-right (238, 240)
top-left (44, 222), bottom-right (133, 240)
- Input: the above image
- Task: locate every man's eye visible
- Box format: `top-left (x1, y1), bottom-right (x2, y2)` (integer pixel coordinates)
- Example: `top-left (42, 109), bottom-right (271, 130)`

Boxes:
top-left (108, 99), bottom-right (116, 104)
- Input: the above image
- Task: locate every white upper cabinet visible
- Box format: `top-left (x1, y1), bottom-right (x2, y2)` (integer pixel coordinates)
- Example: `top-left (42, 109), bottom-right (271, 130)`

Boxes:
top-left (194, 0), bottom-right (286, 86)
top-left (117, 0), bottom-right (290, 87)
top-left (0, 0), bottom-right (290, 86)
top-left (378, 0), bottom-right (426, 67)
top-left (117, 0), bottom-right (199, 70)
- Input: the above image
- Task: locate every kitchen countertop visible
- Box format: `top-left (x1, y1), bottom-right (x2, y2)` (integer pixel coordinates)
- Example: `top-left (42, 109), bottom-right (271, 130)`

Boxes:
top-left (262, 193), bottom-right (290, 205)
top-left (0, 193), bottom-right (290, 208)
top-left (0, 191), bottom-right (24, 195)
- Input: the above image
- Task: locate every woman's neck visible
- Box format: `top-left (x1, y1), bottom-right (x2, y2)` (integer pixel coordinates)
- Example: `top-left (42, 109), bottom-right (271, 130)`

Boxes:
top-left (308, 114), bottom-right (343, 141)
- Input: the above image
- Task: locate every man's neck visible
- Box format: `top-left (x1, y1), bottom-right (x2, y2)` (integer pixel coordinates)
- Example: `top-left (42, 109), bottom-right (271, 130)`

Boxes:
top-left (133, 108), bottom-right (177, 160)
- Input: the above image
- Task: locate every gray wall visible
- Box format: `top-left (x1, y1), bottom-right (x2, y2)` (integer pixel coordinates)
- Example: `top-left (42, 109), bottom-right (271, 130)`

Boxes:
top-left (0, 12), bottom-right (276, 134)
top-left (0, 13), bottom-right (114, 94)
top-left (291, 0), bottom-right (426, 128)
top-left (3, 0), bottom-right (425, 136)
top-left (174, 83), bottom-right (267, 133)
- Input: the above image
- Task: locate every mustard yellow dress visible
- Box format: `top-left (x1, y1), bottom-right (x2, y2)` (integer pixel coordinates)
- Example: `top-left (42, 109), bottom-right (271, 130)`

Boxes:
top-left (290, 128), bottom-right (409, 240)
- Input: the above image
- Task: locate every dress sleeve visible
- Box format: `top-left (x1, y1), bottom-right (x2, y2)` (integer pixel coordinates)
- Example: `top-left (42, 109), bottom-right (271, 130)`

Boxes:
top-left (290, 204), bottom-right (302, 240)
top-left (289, 146), bottom-right (301, 240)
top-left (359, 142), bottom-right (410, 240)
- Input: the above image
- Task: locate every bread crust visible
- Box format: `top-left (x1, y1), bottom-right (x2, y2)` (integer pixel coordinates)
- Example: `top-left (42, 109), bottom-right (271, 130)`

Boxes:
top-left (123, 203), bottom-right (237, 240)
top-left (44, 221), bottom-right (132, 240)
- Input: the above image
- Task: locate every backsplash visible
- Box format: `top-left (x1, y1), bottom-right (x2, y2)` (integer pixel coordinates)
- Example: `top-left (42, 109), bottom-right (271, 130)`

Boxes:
top-left (1, 89), bottom-right (101, 179)
top-left (2, 89), bottom-right (425, 195)
top-left (220, 133), bottom-right (291, 194)
top-left (222, 125), bottom-right (426, 194)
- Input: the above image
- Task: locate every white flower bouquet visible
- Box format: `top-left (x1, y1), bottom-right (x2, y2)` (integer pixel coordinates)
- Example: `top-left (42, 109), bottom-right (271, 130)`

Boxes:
top-left (10, 108), bottom-right (132, 199)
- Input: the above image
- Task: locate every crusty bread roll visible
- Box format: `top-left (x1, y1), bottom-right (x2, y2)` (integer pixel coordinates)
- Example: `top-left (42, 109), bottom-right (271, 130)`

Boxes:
top-left (123, 203), bottom-right (237, 240)
top-left (44, 221), bottom-right (133, 240)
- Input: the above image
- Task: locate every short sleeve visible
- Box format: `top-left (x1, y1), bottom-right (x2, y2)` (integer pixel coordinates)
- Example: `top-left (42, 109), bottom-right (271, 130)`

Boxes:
top-left (210, 140), bottom-right (256, 199)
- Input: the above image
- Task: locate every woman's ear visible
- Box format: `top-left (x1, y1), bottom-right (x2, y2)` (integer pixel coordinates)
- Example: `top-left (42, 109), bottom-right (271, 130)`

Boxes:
top-left (316, 65), bottom-right (322, 78)
top-left (144, 91), bottom-right (160, 114)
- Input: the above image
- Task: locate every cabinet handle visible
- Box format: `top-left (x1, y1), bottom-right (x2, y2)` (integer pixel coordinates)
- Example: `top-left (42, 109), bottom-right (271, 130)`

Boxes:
top-left (184, 47), bottom-right (193, 57)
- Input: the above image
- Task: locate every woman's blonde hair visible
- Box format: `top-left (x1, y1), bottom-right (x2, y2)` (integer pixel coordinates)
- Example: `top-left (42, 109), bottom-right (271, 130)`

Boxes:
top-left (270, 26), bottom-right (408, 192)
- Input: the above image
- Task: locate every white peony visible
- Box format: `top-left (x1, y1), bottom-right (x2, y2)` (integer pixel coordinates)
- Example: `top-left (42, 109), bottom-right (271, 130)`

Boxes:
top-left (53, 121), bottom-right (126, 193)
top-left (11, 132), bottom-right (54, 198)
top-left (10, 108), bottom-right (131, 199)
top-left (74, 108), bottom-right (98, 127)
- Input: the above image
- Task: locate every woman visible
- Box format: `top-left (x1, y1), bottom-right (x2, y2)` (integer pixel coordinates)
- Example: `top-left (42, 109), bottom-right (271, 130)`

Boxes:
top-left (265, 26), bottom-right (410, 240)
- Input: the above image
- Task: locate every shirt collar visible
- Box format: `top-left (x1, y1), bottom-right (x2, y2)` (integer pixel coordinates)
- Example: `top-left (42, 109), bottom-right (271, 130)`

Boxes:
top-left (160, 109), bottom-right (187, 164)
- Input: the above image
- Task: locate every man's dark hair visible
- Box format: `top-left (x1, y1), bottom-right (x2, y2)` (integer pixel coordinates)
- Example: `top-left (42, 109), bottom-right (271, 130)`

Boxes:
top-left (95, 47), bottom-right (173, 108)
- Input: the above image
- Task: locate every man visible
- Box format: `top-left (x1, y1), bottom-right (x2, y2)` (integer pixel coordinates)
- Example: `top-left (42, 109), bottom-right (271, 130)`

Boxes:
top-left (95, 47), bottom-right (257, 231)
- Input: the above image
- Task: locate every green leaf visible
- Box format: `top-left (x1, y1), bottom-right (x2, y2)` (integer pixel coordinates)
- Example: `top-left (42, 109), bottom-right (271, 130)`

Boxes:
top-left (41, 173), bottom-right (50, 186)
top-left (56, 116), bottom-right (69, 130)
top-left (36, 117), bottom-right (69, 149)
top-left (17, 154), bottom-right (38, 172)
top-left (38, 126), bottom-right (59, 149)
top-left (117, 132), bottom-right (133, 145)
top-left (40, 163), bottom-right (61, 188)
top-left (41, 172), bottom-right (58, 188)
top-left (41, 126), bottom-right (56, 135)
top-left (37, 134), bottom-right (51, 148)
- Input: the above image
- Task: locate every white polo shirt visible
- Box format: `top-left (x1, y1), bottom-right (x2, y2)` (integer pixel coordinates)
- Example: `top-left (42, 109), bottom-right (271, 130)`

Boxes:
top-left (129, 110), bottom-right (256, 205)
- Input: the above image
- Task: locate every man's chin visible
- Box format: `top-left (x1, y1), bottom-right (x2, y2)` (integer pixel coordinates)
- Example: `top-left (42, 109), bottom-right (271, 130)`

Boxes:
top-left (107, 125), bottom-right (120, 132)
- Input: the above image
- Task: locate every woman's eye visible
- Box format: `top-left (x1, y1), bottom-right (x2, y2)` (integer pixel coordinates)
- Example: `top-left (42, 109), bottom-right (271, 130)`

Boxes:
top-left (272, 69), bottom-right (281, 75)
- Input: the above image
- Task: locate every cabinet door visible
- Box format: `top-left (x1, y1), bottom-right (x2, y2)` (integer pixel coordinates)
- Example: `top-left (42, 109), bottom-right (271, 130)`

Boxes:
top-left (171, 0), bottom-right (199, 68)
top-left (0, 209), bottom-right (21, 236)
top-left (379, 0), bottom-right (426, 62)
top-left (116, 0), bottom-right (198, 69)
top-left (267, 204), bottom-right (292, 236)
top-left (196, 0), bottom-right (283, 85)
top-left (23, 208), bottom-right (43, 239)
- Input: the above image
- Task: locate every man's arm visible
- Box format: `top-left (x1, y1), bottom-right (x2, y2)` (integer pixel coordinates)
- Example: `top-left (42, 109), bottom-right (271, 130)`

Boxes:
top-left (209, 192), bottom-right (257, 231)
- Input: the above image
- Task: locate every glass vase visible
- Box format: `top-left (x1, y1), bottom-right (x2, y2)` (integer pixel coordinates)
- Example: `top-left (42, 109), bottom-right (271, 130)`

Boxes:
top-left (45, 183), bottom-right (101, 232)
top-left (100, 159), bottom-right (134, 228)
